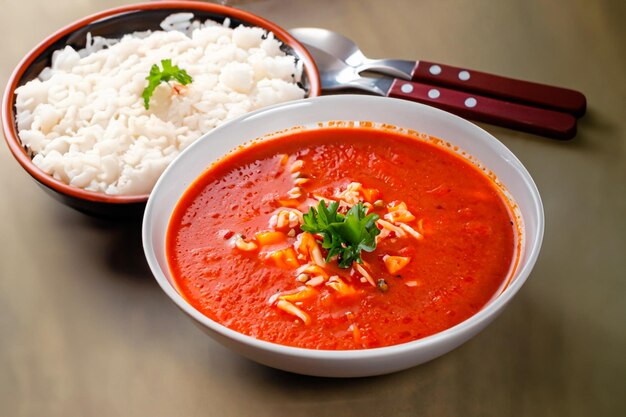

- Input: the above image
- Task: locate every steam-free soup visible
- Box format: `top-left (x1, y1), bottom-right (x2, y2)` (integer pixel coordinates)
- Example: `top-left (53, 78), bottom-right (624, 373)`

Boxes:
top-left (166, 127), bottom-right (517, 349)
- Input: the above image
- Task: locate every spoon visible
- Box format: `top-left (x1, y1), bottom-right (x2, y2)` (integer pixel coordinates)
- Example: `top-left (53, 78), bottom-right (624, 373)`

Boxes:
top-left (301, 44), bottom-right (576, 140)
top-left (290, 27), bottom-right (586, 117)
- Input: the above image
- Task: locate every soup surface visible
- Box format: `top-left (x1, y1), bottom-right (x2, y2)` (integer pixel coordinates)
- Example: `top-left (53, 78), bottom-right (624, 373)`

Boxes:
top-left (167, 127), bottom-right (517, 349)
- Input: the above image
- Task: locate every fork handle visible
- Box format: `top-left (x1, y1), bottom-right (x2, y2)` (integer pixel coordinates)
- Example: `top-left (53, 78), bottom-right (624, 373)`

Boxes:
top-left (387, 79), bottom-right (576, 140)
top-left (411, 61), bottom-right (586, 117)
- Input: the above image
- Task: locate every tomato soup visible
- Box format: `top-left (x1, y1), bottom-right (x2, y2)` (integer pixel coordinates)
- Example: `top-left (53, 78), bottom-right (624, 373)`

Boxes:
top-left (166, 127), bottom-right (517, 350)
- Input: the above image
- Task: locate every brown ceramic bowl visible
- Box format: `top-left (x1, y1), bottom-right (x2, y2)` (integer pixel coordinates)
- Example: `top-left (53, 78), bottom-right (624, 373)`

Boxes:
top-left (1, 0), bottom-right (320, 219)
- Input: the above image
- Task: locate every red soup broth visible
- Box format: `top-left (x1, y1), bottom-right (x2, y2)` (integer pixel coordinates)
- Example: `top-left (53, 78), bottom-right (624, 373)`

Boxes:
top-left (166, 126), bottom-right (518, 350)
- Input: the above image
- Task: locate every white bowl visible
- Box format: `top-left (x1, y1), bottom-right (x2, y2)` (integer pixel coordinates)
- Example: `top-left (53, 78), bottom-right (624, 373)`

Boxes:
top-left (142, 95), bottom-right (544, 377)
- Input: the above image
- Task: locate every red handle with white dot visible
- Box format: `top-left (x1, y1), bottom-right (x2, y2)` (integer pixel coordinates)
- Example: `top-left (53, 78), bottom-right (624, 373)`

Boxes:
top-left (387, 79), bottom-right (577, 139)
top-left (411, 61), bottom-right (586, 117)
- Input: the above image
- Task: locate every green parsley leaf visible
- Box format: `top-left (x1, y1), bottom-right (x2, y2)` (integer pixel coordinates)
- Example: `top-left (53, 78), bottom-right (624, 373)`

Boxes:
top-left (142, 59), bottom-right (193, 110)
top-left (301, 200), bottom-right (381, 268)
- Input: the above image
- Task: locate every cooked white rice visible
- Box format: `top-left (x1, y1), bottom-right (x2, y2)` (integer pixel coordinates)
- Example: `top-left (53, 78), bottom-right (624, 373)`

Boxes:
top-left (15, 14), bottom-right (306, 195)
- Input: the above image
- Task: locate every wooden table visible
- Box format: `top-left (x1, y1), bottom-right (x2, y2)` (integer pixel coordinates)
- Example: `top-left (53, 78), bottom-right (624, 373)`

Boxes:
top-left (1, 0), bottom-right (624, 415)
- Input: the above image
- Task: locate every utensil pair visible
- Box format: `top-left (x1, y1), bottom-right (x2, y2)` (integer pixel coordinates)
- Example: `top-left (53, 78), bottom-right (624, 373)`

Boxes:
top-left (290, 28), bottom-right (586, 140)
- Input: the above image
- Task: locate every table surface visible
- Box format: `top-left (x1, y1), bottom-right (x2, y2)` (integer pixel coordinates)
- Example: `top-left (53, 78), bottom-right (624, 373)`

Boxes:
top-left (1, 0), bottom-right (624, 415)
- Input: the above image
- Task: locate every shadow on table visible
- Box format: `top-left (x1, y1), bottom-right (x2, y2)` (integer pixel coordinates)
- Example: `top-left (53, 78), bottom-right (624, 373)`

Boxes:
top-left (482, 106), bottom-right (616, 152)
top-left (213, 287), bottom-right (600, 415)
top-left (224, 353), bottom-right (469, 416)
top-left (73, 213), bottom-right (152, 280)
top-left (554, 107), bottom-right (616, 150)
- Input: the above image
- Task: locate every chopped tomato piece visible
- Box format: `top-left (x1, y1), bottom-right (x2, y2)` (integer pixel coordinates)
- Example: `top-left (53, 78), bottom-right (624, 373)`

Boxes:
top-left (361, 187), bottom-right (380, 203)
top-left (269, 247), bottom-right (300, 269)
top-left (256, 231), bottom-right (287, 246)
top-left (384, 210), bottom-right (415, 223)
top-left (277, 199), bottom-right (301, 208)
top-left (297, 232), bottom-right (325, 266)
top-left (383, 255), bottom-right (411, 274)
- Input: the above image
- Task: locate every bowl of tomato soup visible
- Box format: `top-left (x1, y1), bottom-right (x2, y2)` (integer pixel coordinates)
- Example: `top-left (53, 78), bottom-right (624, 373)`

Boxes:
top-left (143, 95), bottom-right (543, 377)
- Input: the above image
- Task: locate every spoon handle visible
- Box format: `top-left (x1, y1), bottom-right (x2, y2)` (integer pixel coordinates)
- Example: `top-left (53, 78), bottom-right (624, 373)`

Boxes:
top-left (410, 61), bottom-right (586, 117)
top-left (387, 79), bottom-right (576, 139)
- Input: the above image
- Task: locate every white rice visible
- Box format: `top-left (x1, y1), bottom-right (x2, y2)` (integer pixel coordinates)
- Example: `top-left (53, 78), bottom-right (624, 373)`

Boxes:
top-left (15, 14), bottom-right (306, 195)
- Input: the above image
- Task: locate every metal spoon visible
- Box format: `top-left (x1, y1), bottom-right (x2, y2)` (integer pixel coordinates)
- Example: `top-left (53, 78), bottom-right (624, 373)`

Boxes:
top-left (301, 44), bottom-right (576, 140)
top-left (290, 27), bottom-right (415, 80)
top-left (290, 27), bottom-right (586, 117)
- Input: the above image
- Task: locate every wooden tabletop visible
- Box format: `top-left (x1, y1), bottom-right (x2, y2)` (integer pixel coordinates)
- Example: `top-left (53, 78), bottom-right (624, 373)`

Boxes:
top-left (1, 0), bottom-right (624, 415)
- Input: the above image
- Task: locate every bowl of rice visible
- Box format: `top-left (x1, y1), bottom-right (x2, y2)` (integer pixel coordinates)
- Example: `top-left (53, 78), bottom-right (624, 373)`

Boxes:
top-left (2, 1), bottom-right (320, 218)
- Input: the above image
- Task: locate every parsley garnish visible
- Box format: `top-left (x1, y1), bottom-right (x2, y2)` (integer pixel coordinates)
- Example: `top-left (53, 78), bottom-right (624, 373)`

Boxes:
top-left (301, 200), bottom-right (381, 268)
top-left (142, 59), bottom-right (193, 109)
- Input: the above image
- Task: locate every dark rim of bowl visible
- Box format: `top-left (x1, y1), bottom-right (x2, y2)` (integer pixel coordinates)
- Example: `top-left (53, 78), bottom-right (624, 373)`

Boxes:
top-left (1, 0), bottom-right (321, 204)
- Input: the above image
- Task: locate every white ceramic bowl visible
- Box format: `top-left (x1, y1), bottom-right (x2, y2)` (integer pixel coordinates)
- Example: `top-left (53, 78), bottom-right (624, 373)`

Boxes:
top-left (142, 95), bottom-right (544, 377)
